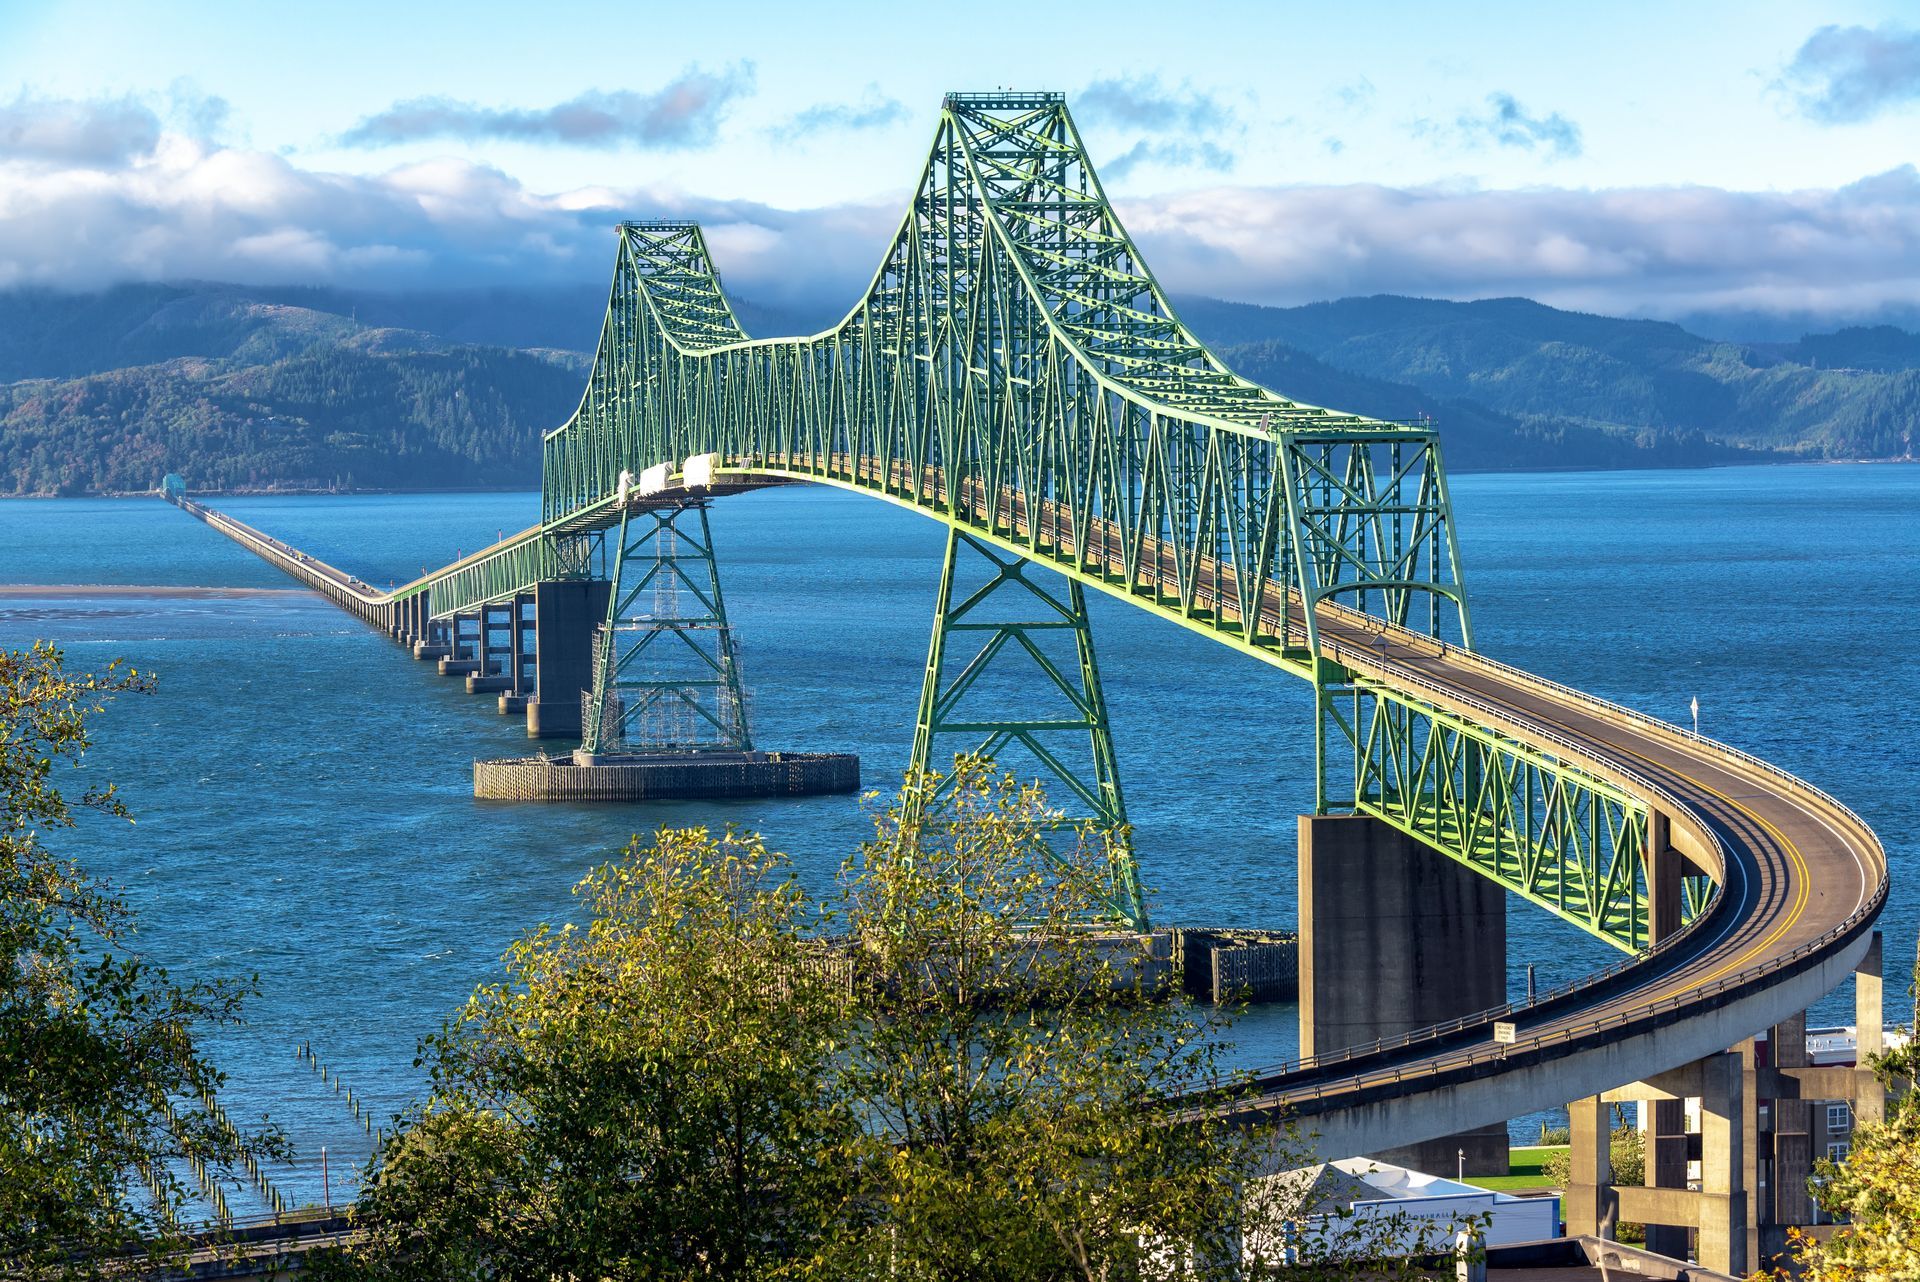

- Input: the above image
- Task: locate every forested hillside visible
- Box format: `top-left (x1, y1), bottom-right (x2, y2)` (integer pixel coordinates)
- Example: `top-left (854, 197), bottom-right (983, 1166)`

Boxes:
top-left (1183, 295), bottom-right (1920, 460)
top-left (0, 282), bottom-right (1912, 496)
top-left (0, 335), bottom-right (581, 494)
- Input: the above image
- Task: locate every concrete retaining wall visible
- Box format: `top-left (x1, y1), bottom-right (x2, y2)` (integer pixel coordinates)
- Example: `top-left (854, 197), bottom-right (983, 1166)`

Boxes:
top-left (474, 751), bottom-right (859, 801)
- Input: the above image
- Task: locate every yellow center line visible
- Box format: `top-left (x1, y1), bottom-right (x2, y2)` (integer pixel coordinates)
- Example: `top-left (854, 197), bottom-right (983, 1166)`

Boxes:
top-left (1423, 667), bottom-right (1813, 995)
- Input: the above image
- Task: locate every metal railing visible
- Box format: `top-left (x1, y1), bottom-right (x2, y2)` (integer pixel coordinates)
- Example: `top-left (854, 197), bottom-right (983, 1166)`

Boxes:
top-left (1239, 870), bottom-right (1884, 1107)
top-left (1208, 607), bottom-right (1888, 1108)
top-left (1321, 598), bottom-right (1882, 849)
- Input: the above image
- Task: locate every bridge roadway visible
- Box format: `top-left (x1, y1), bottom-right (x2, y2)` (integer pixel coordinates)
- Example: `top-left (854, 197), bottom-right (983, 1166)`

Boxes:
top-left (172, 463), bottom-right (1886, 1162)
top-left (1225, 613), bottom-right (1883, 1155)
top-left (946, 470), bottom-right (1886, 1154)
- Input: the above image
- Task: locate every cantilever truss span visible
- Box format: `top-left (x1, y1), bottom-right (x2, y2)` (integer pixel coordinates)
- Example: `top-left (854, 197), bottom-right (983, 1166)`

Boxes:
top-left (182, 92), bottom-right (1884, 1004)
top-left (171, 95), bottom-right (1888, 1200)
top-left (524, 92), bottom-right (1694, 951)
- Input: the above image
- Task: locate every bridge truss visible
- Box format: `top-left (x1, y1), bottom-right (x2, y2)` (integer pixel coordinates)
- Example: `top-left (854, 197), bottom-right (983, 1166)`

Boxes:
top-left (366, 92), bottom-right (1700, 950)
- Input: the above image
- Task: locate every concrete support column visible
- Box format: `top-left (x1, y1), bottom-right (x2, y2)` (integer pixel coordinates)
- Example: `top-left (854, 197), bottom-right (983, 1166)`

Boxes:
top-left (1297, 814), bottom-right (1508, 1176)
top-left (510, 593), bottom-right (531, 694)
top-left (1855, 932), bottom-right (1885, 1124)
top-left (526, 579), bottom-right (613, 739)
top-left (1769, 1011), bottom-right (1812, 1266)
top-left (1565, 1095), bottom-right (1615, 1240)
top-left (1643, 1098), bottom-right (1691, 1259)
top-left (1697, 1051), bottom-right (1747, 1277)
top-left (1644, 812), bottom-right (1683, 946)
top-left (1737, 1037), bottom-right (1763, 1271)
top-left (487, 602), bottom-right (511, 676)
top-left (1642, 813), bottom-right (1692, 1260)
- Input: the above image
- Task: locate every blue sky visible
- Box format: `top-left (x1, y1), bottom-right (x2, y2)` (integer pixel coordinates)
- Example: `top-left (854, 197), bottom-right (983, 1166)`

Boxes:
top-left (2, 0), bottom-right (1917, 329)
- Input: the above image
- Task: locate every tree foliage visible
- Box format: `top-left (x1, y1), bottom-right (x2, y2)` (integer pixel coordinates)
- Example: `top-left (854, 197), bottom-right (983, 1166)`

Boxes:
top-left (1541, 1115), bottom-right (1644, 1189)
top-left (0, 343), bottom-right (580, 496)
top-left (337, 826), bottom-right (857, 1280)
top-left (1776, 962), bottom-right (1920, 1282)
top-left (334, 758), bottom-right (1489, 1280)
top-left (825, 762), bottom-right (1252, 1280)
top-left (0, 643), bottom-right (281, 1277)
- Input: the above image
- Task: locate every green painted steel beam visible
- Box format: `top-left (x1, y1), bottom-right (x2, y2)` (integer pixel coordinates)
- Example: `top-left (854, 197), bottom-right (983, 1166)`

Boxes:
top-left (583, 501), bottom-right (752, 755)
top-left (360, 91), bottom-right (1705, 950)
top-left (909, 528), bottom-right (1146, 930)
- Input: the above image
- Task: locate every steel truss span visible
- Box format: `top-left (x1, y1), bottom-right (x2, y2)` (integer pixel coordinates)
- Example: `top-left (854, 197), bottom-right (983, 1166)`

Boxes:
top-left (183, 92), bottom-right (1886, 1153)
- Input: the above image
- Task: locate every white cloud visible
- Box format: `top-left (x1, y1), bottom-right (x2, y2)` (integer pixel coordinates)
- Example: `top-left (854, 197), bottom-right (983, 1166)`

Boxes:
top-left (339, 67), bottom-right (756, 150)
top-left (0, 93), bottom-right (161, 165)
top-left (1116, 169), bottom-right (1920, 322)
top-left (1, 94), bottom-right (1918, 330)
top-left (1780, 23), bottom-right (1920, 124)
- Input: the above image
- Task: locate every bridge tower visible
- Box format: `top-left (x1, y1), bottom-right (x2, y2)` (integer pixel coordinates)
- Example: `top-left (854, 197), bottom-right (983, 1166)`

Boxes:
top-left (580, 499), bottom-right (751, 758)
top-left (910, 530), bottom-right (1147, 931)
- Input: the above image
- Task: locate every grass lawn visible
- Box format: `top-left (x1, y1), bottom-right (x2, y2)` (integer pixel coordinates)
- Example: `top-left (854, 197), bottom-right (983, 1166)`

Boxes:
top-left (1471, 1144), bottom-right (1566, 1192)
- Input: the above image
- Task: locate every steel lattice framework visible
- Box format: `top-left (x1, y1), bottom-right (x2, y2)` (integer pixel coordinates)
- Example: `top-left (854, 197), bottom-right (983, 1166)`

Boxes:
top-left (380, 91), bottom-right (1704, 950)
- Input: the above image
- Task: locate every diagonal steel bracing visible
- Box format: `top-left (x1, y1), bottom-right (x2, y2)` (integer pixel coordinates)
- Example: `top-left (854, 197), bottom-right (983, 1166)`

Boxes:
top-left (372, 90), bottom-right (1710, 948)
top-left (909, 528), bottom-right (1146, 929)
top-left (582, 501), bottom-right (751, 755)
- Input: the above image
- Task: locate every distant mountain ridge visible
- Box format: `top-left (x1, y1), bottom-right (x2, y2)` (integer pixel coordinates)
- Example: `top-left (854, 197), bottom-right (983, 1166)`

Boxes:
top-left (1178, 294), bottom-right (1920, 460)
top-left (0, 282), bottom-right (1911, 496)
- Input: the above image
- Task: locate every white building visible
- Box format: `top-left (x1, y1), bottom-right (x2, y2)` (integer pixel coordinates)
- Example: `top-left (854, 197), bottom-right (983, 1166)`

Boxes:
top-left (1250, 1157), bottom-right (1559, 1265)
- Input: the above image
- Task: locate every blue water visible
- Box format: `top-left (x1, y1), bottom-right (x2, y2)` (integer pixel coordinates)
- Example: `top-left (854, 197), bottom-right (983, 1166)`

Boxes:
top-left (1, 463), bottom-right (1915, 1207)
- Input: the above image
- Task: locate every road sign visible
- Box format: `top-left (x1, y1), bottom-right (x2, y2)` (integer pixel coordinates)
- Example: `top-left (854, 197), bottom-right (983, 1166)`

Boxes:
top-left (1492, 1021), bottom-right (1517, 1044)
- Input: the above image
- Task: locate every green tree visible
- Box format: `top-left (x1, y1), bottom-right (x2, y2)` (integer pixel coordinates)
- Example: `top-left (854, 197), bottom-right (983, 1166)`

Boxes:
top-left (333, 758), bottom-right (1488, 1281)
top-left (825, 758), bottom-right (1484, 1281)
top-left (1777, 958), bottom-right (1920, 1282)
top-left (335, 826), bottom-right (857, 1280)
top-left (1, 643), bottom-right (281, 1277)
top-left (1542, 1113), bottom-right (1644, 1189)
top-left (821, 760), bottom-right (1251, 1280)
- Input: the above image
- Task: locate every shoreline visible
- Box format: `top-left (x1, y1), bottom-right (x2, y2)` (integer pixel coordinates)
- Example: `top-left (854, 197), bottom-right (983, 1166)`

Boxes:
top-left (0, 454), bottom-right (1915, 502)
top-left (0, 584), bottom-right (314, 598)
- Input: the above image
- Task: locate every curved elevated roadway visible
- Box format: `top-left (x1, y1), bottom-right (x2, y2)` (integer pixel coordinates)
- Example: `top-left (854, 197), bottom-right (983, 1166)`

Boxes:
top-left (169, 90), bottom-right (1890, 1166)
top-left (1222, 608), bottom-right (1886, 1154)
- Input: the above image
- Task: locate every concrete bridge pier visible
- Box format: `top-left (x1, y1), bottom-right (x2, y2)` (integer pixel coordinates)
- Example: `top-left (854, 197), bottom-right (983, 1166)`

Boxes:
top-left (411, 602), bottom-right (450, 660)
top-left (1297, 814), bottom-right (1508, 1177)
top-left (499, 591), bottom-right (534, 715)
top-left (467, 601), bottom-right (515, 694)
top-left (524, 579), bottom-right (612, 739)
top-left (439, 612), bottom-right (483, 678)
top-left (394, 595), bottom-right (420, 649)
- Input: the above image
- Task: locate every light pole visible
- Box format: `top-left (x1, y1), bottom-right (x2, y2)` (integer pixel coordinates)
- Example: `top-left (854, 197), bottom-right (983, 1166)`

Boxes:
top-left (1690, 695), bottom-right (1700, 738)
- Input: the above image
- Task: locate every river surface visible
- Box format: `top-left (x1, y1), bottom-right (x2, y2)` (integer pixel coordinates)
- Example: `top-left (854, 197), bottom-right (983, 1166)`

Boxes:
top-left (1, 462), bottom-right (1915, 1210)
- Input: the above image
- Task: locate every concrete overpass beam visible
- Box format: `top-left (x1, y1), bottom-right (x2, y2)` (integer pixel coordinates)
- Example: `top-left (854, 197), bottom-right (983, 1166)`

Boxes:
top-left (1297, 814), bottom-right (1508, 1176)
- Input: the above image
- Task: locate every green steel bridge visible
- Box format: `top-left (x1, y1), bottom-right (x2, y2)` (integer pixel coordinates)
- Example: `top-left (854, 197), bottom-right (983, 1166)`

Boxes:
top-left (170, 93), bottom-right (1887, 1267)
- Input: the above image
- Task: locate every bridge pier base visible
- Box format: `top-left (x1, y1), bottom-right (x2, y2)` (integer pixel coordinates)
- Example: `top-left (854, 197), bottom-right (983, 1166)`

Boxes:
top-left (525, 580), bottom-right (612, 739)
top-left (1297, 814), bottom-right (1508, 1176)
